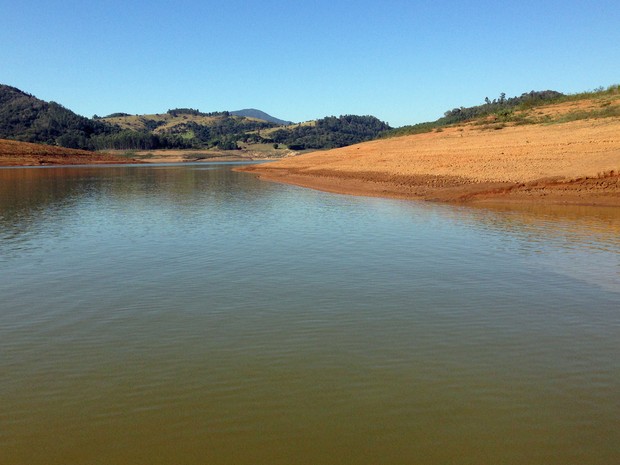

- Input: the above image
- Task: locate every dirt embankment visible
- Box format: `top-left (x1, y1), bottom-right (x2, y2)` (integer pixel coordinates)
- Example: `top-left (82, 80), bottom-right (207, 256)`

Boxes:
top-left (238, 116), bottom-right (620, 206)
top-left (0, 139), bottom-right (138, 166)
top-left (0, 139), bottom-right (296, 166)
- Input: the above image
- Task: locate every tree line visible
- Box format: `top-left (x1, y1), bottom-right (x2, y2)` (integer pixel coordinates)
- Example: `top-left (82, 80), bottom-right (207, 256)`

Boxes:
top-left (268, 115), bottom-right (391, 150)
top-left (382, 90), bottom-right (566, 138)
top-left (1, 84), bottom-right (391, 152)
top-left (438, 90), bottom-right (564, 125)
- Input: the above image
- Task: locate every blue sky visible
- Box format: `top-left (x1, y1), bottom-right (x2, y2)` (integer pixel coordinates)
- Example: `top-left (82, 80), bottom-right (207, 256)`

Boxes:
top-left (1, 0), bottom-right (619, 127)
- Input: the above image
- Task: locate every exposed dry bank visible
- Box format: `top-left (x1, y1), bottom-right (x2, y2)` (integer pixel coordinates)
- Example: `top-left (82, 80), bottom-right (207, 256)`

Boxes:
top-left (0, 139), bottom-right (291, 166)
top-left (0, 139), bottom-right (137, 166)
top-left (238, 117), bottom-right (620, 206)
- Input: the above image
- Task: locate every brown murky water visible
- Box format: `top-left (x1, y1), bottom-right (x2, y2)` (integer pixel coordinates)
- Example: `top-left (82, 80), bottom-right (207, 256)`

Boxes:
top-left (1, 164), bottom-right (619, 465)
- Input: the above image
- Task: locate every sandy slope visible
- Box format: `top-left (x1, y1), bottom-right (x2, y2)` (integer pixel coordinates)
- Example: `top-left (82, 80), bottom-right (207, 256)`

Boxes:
top-left (238, 118), bottom-right (620, 206)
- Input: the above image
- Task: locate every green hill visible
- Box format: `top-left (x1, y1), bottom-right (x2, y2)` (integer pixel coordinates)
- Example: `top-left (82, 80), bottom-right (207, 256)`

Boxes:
top-left (0, 84), bottom-right (117, 149)
top-left (381, 86), bottom-right (620, 138)
top-left (231, 109), bottom-right (292, 126)
top-left (100, 109), bottom-right (279, 150)
top-left (268, 115), bottom-right (391, 150)
top-left (0, 84), bottom-right (392, 152)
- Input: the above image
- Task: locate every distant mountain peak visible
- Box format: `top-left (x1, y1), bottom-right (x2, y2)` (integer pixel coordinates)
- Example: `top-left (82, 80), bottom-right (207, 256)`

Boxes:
top-left (231, 109), bottom-right (292, 126)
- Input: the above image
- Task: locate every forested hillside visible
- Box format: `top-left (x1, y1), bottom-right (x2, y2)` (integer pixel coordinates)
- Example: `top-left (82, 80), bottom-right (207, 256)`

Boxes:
top-left (101, 111), bottom-right (391, 150)
top-left (101, 109), bottom-right (279, 150)
top-left (1, 85), bottom-right (391, 152)
top-left (0, 85), bottom-right (116, 149)
top-left (268, 115), bottom-right (391, 150)
top-left (383, 90), bottom-right (566, 137)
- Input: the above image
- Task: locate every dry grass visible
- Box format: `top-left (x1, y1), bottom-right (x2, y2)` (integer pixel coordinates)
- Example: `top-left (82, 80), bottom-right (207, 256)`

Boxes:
top-left (103, 114), bottom-right (228, 133)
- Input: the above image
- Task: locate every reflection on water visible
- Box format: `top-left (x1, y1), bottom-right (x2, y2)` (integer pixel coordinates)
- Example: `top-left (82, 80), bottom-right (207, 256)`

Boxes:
top-left (0, 164), bottom-right (619, 465)
top-left (438, 202), bottom-right (620, 292)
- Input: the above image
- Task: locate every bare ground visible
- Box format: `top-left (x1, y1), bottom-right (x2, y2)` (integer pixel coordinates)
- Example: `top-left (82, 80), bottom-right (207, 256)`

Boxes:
top-left (238, 117), bottom-right (620, 206)
top-left (0, 141), bottom-right (296, 166)
top-left (0, 139), bottom-right (138, 166)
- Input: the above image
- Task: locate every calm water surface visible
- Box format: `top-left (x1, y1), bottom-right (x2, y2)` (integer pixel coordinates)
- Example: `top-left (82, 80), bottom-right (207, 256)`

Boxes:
top-left (1, 163), bottom-right (619, 465)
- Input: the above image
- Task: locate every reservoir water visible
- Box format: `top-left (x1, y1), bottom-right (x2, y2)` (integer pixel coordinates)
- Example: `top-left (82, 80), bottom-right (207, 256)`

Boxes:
top-left (1, 163), bottom-right (619, 465)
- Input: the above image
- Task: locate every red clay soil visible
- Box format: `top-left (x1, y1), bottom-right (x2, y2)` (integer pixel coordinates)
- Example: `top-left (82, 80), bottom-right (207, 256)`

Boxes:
top-left (0, 139), bottom-right (138, 166)
top-left (238, 117), bottom-right (620, 207)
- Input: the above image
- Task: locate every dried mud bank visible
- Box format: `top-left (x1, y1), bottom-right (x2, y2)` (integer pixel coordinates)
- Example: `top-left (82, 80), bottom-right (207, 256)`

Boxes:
top-left (0, 139), bottom-right (138, 166)
top-left (238, 119), bottom-right (620, 207)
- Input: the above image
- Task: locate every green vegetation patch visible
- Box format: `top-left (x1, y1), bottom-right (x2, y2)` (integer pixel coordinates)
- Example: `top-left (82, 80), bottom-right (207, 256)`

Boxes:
top-left (268, 115), bottom-right (391, 150)
top-left (382, 84), bottom-right (620, 139)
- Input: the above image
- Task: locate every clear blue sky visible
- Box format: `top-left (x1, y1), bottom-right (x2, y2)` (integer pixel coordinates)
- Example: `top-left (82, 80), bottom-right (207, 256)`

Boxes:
top-left (1, 0), bottom-right (619, 127)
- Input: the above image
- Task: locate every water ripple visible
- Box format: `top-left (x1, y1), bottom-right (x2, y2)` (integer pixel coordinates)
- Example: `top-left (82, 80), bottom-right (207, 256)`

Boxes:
top-left (1, 164), bottom-right (618, 465)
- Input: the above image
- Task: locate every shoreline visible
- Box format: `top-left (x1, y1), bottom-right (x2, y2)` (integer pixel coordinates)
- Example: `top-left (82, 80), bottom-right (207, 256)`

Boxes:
top-left (0, 152), bottom-right (261, 167)
top-left (0, 139), bottom-right (288, 167)
top-left (0, 155), bottom-right (272, 167)
top-left (236, 118), bottom-right (620, 207)
top-left (3, 115), bottom-right (619, 207)
top-left (239, 167), bottom-right (620, 207)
